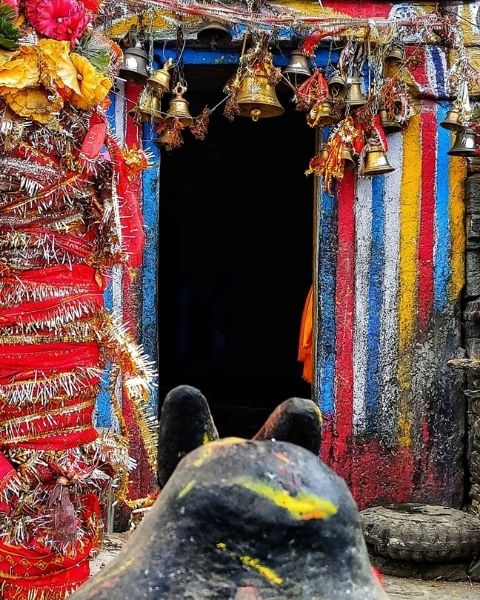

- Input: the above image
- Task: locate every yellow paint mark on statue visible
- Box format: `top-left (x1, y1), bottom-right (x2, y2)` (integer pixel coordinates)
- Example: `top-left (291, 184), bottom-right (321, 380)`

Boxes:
top-left (240, 555), bottom-right (283, 586)
top-left (235, 478), bottom-right (338, 520)
top-left (178, 479), bottom-right (196, 499)
top-left (216, 542), bottom-right (227, 551)
top-left (449, 154), bottom-right (466, 301)
top-left (193, 437), bottom-right (245, 467)
top-left (397, 111), bottom-right (421, 448)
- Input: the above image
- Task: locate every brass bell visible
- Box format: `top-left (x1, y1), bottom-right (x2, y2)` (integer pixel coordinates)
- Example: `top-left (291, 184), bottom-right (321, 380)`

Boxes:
top-left (197, 21), bottom-right (232, 49)
top-left (166, 83), bottom-right (193, 128)
top-left (327, 70), bottom-right (348, 99)
top-left (236, 74), bottom-right (284, 121)
top-left (361, 145), bottom-right (395, 176)
top-left (132, 86), bottom-right (162, 123)
top-left (118, 40), bottom-right (149, 84)
top-left (385, 41), bottom-right (405, 63)
top-left (341, 147), bottom-right (355, 171)
top-left (440, 107), bottom-right (464, 131)
top-left (307, 100), bottom-right (335, 127)
top-left (379, 107), bottom-right (402, 133)
top-left (345, 75), bottom-right (367, 107)
top-left (448, 128), bottom-right (478, 156)
top-left (148, 58), bottom-right (173, 94)
top-left (283, 49), bottom-right (311, 81)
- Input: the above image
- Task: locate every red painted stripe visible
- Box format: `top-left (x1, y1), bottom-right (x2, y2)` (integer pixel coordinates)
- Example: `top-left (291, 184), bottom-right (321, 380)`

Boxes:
top-left (333, 170), bottom-right (355, 486)
top-left (417, 105), bottom-right (436, 330)
top-left (324, 1), bottom-right (391, 17)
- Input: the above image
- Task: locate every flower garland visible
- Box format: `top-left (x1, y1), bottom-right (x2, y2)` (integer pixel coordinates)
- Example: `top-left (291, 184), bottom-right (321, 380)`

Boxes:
top-left (0, 1), bottom-right (157, 599)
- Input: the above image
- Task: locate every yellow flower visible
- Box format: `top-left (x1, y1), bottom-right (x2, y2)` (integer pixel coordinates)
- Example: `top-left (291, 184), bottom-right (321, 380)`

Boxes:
top-left (39, 39), bottom-right (81, 95)
top-left (0, 46), bottom-right (39, 90)
top-left (69, 53), bottom-right (111, 110)
top-left (6, 87), bottom-right (63, 123)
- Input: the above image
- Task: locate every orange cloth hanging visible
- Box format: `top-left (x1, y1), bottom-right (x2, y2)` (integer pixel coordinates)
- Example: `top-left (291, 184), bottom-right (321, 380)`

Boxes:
top-left (298, 285), bottom-right (313, 384)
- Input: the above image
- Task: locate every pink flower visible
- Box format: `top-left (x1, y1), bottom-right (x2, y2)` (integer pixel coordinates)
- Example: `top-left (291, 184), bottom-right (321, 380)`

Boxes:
top-left (2, 0), bottom-right (19, 13)
top-left (25, 0), bottom-right (91, 44)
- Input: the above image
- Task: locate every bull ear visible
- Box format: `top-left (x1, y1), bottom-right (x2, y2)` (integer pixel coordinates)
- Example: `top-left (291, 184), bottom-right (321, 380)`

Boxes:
top-left (157, 384), bottom-right (219, 488)
top-left (252, 397), bottom-right (322, 456)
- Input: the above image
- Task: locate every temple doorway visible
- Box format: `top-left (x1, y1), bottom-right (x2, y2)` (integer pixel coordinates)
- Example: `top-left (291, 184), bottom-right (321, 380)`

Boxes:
top-left (158, 68), bottom-right (314, 438)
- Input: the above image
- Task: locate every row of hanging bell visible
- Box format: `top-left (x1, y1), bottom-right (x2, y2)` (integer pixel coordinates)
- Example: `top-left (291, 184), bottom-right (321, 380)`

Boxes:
top-left (129, 59), bottom-right (174, 123)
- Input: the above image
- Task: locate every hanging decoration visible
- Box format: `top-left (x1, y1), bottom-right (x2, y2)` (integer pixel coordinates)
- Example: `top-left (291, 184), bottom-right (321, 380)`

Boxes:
top-left (0, 1), bottom-right (157, 599)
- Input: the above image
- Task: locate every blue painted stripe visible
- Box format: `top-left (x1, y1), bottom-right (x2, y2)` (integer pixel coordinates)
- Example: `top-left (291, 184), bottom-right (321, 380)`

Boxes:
top-left (365, 175), bottom-right (385, 430)
top-left (434, 103), bottom-right (451, 312)
top-left (154, 47), bottom-right (335, 67)
top-left (96, 92), bottom-right (117, 429)
top-left (428, 46), bottom-right (446, 98)
top-left (141, 123), bottom-right (160, 414)
top-left (318, 189), bottom-right (336, 416)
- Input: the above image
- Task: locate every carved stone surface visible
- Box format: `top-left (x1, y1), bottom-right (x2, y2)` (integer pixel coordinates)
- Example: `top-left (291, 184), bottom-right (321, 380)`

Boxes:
top-left (72, 440), bottom-right (387, 600)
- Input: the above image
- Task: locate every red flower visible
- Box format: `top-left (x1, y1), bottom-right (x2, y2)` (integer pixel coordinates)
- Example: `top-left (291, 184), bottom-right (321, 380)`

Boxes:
top-left (25, 0), bottom-right (91, 45)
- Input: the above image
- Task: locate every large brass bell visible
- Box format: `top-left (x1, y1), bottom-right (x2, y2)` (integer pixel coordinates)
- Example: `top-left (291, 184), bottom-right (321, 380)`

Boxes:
top-left (119, 40), bottom-right (149, 84)
top-left (379, 107), bottom-right (402, 133)
top-left (131, 86), bottom-right (162, 123)
top-left (448, 128), bottom-right (478, 156)
top-left (197, 21), bottom-right (232, 49)
top-left (283, 49), bottom-right (311, 82)
top-left (361, 145), bottom-right (395, 175)
top-left (327, 70), bottom-right (348, 99)
top-left (345, 75), bottom-right (367, 107)
top-left (166, 83), bottom-right (193, 128)
top-left (148, 58), bottom-right (173, 94)
top-left (236, 74), bottom-right (284, 121)
top-left (440, 107), bottom-right (464, 131)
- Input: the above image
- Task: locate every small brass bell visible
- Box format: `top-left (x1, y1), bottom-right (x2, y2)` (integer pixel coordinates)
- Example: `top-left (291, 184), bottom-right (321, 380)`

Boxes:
top-left (197, 21), bottom-right (232, 49)
top-left (345, 75), bottom-right (367, 107)
top-left (385, 41), bottom-right (405, 63)
top-left (307, 100), bottom-right (335, 127)
top-left (148, 58), bottom-right (173, 94)
top-left (379, 107), bottom-right (402, 133)
top-left (236, 74), bottom-right (284, 121)
top-left (327, 70), bottom-right (348, 99)
top-left (132, 86), bottom-right (162, 123)
top-left (361, 145), bottom-right (395, 176)
top-left (440, 107), bottom-right (464, 131)
top-left (448, 128), bottom-right (478, 156)
top-left (118, 40), bottom-right (149, 84)
top-left (341, 147), bottom-right (355, 171)
top-left (283, 49), bottom-right (311, 81)
top-left (166, 83), bottom-right (193, 128)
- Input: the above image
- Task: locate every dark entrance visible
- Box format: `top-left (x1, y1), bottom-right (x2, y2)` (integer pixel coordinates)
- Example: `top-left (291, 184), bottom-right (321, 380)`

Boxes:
top-left (158, 67), bottom-right (314, 438)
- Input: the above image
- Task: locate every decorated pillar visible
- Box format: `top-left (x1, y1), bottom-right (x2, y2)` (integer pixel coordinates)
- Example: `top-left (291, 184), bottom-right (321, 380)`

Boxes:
top-left (0, 1), bottom-right (157, 598)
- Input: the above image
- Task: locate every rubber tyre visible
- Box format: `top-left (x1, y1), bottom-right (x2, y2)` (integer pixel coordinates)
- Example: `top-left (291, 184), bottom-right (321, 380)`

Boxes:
top-left (360, 504), bottom-right (480, 562)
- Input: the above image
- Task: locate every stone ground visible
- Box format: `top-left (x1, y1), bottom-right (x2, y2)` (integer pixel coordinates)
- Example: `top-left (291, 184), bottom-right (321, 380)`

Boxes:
top-left (92, 533), bottom-right (480, 599)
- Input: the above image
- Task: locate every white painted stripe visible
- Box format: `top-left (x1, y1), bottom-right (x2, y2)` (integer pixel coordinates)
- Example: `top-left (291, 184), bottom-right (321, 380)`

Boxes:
top-left (377, 132), bottom-right (403, 438)
top-left (353, 176), bottom-right (373, 434)
top-left (112, 82), bottom-right (125, 321)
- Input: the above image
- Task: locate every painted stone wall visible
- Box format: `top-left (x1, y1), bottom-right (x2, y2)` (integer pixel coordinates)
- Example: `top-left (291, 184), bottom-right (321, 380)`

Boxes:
top-left (105, 1), bottom-right (476, 507)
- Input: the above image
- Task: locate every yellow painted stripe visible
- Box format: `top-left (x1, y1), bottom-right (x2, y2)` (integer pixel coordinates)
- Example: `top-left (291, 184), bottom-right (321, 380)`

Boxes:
top-left (235, 478), bottom-right (337, 520)
top-left (240, 555), bottom-right (283, 585)
top-left (449, 154), bottom-right (466, 301)
top-left (397, 111), bottom-right (422, 448)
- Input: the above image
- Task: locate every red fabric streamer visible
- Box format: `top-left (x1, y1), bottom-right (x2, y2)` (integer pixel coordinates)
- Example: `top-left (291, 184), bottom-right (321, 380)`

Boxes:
top-left (105, 134), bottom-right (145, 270)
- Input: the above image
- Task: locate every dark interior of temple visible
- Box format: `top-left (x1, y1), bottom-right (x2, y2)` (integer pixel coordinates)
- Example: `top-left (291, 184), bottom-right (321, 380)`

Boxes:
top-left (158, 67), bottom-right (314, 438)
